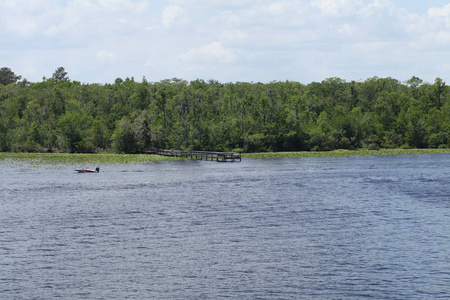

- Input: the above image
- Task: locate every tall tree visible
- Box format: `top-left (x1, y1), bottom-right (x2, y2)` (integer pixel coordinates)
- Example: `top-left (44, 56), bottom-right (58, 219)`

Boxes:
top-left (52, 67), bottom-right (69, 82)
top-left (0, 67), bottom-right (22, 85)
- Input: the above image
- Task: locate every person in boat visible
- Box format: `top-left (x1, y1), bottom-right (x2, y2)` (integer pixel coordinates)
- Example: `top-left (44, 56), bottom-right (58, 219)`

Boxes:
top-left (95, 167), bottom-right (100, 172)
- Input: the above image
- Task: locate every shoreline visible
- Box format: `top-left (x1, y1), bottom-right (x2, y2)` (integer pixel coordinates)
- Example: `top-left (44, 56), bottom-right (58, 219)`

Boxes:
top-left (1, 148), bottom-right (450, 164)
top-left (242, 149), bottom-right (450, 159)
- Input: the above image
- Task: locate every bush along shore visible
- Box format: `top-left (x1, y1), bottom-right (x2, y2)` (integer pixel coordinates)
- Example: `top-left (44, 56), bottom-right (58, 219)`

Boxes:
top-left (2, 71), bottom-right (450, 154)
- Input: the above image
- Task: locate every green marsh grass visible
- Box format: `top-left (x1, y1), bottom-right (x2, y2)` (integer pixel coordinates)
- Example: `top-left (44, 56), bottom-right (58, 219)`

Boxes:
top-left (0, 152), bottom-right (180, 166)
top-left (1, 148), bottom-right (450, 166)
top-left (242, 148), bottom-right (450, 159)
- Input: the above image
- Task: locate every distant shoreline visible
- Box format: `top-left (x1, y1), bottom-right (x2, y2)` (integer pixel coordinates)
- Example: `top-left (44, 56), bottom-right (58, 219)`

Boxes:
top-left (1, 149), bottom-right (450, 164)
top-left (242, 149), bottom-right (450, 159)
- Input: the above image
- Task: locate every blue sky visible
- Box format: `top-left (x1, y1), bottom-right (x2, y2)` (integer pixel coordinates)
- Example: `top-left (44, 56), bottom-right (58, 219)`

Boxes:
top-left (392, 0), bottom-right (449, 14)
top-left (1, 0), bottom-right (450, 84)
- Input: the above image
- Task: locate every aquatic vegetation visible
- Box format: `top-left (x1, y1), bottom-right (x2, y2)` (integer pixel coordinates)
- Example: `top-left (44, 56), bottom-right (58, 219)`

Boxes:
top-left (0, 152), bottom-right (180, 165)
top-left (1, 148), bottom-right (450, 165)
top-left (242, 148), bottom-right (450, 159)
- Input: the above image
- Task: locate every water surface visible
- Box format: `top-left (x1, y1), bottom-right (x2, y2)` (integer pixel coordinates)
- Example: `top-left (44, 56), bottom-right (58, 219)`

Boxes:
top-left (1, 154), bottom-right (449, 299)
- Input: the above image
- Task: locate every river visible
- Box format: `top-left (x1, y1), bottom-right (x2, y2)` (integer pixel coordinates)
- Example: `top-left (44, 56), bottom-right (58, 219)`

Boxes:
top-left (1, 154), bottom-right (449, 299)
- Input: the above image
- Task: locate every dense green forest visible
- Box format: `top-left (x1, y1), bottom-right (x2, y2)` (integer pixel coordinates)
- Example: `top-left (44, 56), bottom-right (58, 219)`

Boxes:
top-left (0, 67), bottom-right (449, 153)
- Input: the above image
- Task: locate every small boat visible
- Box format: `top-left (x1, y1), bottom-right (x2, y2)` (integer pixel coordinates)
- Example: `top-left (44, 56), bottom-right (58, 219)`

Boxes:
top-left (76, 167), bottom-right (100, 173)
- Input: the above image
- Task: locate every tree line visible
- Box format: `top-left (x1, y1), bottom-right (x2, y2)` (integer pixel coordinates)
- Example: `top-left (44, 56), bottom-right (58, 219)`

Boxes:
top-left (0, 67), bottom-right (449, 153)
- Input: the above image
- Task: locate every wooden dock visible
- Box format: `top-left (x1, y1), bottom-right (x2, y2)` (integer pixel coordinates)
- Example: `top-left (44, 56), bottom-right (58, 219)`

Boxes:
top-left (154, 149), bottom-right (241, 162)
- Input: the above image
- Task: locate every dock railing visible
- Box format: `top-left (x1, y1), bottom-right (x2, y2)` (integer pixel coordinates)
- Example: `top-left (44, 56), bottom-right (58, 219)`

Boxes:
top-left (154, 149), bottom-right (241, 162)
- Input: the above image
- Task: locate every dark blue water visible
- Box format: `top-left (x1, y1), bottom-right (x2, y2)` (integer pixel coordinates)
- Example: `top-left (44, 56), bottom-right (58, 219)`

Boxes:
top-left (1, 154), bottom-right (449, 299)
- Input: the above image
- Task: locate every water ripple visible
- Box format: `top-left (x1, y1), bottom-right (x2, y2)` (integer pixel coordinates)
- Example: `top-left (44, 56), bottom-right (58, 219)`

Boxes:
top-left (1, 156), bottom-right (449, 299)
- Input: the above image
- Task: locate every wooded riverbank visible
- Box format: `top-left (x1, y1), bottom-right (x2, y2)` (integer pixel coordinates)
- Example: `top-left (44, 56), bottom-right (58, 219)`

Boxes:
top-left (2, 76), bottom-right (450, 154)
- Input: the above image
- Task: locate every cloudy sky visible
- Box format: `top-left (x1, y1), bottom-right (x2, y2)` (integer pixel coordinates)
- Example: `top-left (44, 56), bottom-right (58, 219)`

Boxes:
top-left (1, 0), bottom-right (450, 84)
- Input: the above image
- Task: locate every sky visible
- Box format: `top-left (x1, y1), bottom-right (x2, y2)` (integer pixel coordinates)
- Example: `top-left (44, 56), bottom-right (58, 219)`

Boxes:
top-left (1, 0), bottom-right (450, 84)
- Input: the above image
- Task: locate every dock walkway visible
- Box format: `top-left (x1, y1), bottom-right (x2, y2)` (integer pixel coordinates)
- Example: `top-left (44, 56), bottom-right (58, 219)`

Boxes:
top-left (154, 150), bottom-right (241, 162)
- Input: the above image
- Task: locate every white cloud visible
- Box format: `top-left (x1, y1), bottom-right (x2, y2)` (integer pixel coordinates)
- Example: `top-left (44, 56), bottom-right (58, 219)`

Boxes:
top-left (428, 4), bottom-right (450, 31)
top-left (429, 4), bottom-right (450, 17)
top-left (168, 0), bottom-right (254, 9)
top-left (0, 0), bottom-right (153, 39)
top-left (179, 42), bottom-right (236, 64)
top-left (311, 0), bottom-right (364, 17)
top-left (44, 26), bottom-right (59, 37)
top-left (221, 30), bottom-right (248, 44)
top-left (2, 0), bottom-right (450, 84)
top-left (96, 50), bottom-right (117, 64)
top-left (71, 0), bottom-right (149, 14)
top-left (162, 5), bottom-right (188, 29)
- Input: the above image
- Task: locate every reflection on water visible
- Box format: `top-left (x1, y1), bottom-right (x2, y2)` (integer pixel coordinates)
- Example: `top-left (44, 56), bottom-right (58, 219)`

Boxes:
top-left (1, 154), bottom-right (449, 299)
